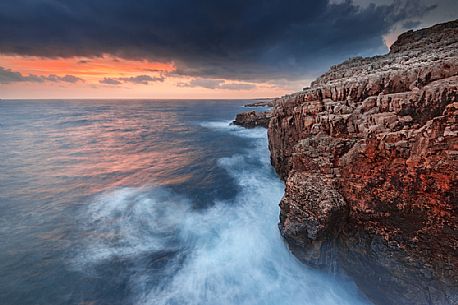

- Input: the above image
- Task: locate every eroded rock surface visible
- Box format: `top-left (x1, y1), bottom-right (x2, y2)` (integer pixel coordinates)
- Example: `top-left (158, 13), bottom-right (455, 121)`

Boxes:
top-left (268, 20), bottom-right (458, 305)
top-left (233, 110), bottom-right (272, 128)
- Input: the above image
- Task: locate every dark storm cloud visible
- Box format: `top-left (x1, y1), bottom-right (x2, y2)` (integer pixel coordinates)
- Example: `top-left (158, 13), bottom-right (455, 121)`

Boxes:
top-left (0, 67), bottom-right (83, 84)
top-left (0, 0), bottom-right (454, 80)
top-left (402, 20), bottom-right (422, 29)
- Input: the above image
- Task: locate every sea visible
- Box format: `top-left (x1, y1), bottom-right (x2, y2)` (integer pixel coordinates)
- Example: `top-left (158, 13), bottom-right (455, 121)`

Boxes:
top-left (0, 99), bottom-right (371, 305)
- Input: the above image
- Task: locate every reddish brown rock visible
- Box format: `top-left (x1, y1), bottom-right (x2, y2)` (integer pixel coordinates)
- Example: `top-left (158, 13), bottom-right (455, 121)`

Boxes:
top-left (233, 110), bottom-right (271, 128)
top-left (269, 20), bottom-right (458, 305)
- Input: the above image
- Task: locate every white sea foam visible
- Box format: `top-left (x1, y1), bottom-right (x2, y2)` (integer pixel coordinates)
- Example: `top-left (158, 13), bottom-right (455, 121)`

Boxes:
top-left (198, 120), bottom-right (236, 130)
top-left (198, 120), bottom-right (267, 139)
top-left (75, 187), bottom-right (191, 266)
top-left (77, 121), bottom-right (371, 305)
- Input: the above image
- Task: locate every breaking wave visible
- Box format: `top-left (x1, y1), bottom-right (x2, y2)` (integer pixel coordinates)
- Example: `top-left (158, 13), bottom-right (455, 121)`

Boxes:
top-left (76, 122), bottom-right (371, 305)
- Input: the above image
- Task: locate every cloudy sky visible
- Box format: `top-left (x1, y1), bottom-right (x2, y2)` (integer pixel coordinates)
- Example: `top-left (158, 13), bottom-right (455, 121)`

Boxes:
top-left (0, 0), bottom-right (456, 99)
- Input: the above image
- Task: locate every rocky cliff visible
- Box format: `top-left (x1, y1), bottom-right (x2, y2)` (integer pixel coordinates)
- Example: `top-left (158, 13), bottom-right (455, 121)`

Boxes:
top-left (268, 20), bottom-right (458, 305)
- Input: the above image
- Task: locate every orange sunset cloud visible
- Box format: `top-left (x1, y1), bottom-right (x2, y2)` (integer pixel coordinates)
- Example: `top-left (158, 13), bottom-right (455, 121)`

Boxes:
top-left (0, 54), bottom-right (175, 83)
top-left (0, 54), bottom-right (295, 99)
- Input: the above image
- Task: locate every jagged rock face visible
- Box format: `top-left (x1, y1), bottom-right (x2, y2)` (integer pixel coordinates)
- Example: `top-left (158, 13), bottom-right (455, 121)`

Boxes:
top-left (233, 110), bottom-right (271, 128)
top-left (268, 20), bottom-right (458, 305)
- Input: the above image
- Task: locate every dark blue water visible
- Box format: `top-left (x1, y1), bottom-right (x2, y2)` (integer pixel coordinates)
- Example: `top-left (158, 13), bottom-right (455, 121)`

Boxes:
top-left (0, 100), bottom-right (370, 305)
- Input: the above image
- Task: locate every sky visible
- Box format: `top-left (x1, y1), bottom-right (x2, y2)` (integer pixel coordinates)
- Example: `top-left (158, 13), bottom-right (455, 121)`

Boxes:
top-left (0, 0), bottom-right (457, 99)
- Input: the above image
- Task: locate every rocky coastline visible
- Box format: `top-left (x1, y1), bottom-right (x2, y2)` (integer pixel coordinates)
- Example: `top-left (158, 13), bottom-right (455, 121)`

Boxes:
top-left (232, 99), bottom-right (280, 128)
top-left (233, 110), bottom-right (272, 128)
top-left (236, 20), bottom-right (458, 305)
top-left (244, 99), bottom-right (276, 107)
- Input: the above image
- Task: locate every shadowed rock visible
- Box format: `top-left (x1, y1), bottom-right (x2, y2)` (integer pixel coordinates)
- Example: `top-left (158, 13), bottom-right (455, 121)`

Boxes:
top-left (233, 110), bottom-right (272, 128)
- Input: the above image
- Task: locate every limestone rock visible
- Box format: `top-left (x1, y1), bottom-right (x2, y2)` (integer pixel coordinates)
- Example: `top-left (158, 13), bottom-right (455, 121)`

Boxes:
top-left (268, 20), bottom-right (458, 305)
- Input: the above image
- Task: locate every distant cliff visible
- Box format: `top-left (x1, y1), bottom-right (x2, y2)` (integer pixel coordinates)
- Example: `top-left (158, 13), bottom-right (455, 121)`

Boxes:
top-left (268, 20), bottom-right (457, 305)
top-left (233, 110), bottom-right (272, 128)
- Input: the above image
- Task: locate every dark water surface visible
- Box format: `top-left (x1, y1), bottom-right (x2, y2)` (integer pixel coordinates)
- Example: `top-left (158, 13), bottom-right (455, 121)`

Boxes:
top-left (0, 100), bottom-right (370, 305)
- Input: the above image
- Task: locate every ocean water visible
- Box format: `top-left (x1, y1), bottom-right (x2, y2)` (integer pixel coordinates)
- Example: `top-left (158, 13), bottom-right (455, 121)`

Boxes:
top-left (0, 100), bottom-right (371, 305)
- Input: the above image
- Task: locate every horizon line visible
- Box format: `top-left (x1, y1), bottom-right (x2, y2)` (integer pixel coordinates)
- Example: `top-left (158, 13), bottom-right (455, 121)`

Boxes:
top-left (0, 97), bottom-right (276, 101)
